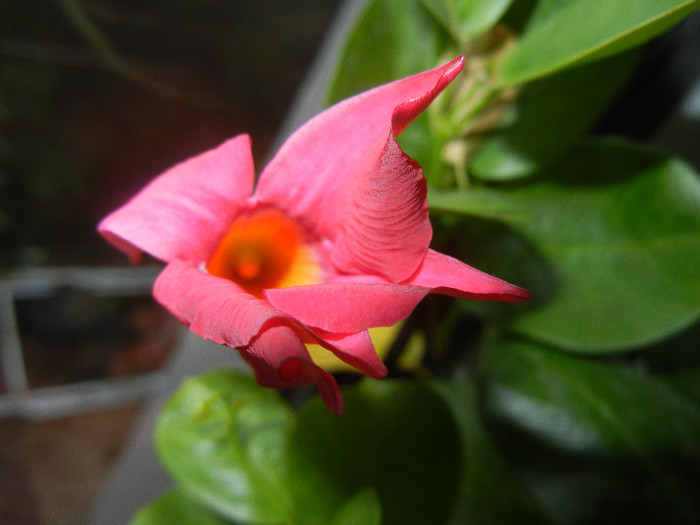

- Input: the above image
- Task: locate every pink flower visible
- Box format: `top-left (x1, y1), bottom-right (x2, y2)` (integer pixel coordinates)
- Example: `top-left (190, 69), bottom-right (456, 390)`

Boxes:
top-left (98, 56), bottom-right (530, 414)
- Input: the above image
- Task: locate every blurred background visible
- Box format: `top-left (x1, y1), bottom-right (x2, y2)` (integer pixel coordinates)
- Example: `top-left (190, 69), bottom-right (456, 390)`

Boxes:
top-left (0, 1), bottom-right (339, 523)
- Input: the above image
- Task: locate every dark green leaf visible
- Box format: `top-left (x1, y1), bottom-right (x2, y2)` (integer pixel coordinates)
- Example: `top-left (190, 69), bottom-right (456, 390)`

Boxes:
top-left (500, 0), bottom-right (700, 85)
top-left (131, 489), bottom-right (232, 525)
top-left (287, 379), bottom-right (461, 525)
top-left (465, 139), bottom-right (700, 351)
top-left (479, 338), bottom-right (700, 524)
top-left (432, 382), bottom-right (555, 525)
top-left (331, 488), bottom-right (382, 525)
top-left (469, 50), bottom-right (638, 180)
top-left (155, 370), bottom-right (293, 524)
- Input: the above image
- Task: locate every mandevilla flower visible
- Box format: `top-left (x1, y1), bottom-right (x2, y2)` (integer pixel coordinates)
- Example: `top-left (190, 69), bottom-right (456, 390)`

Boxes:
top-left (98, 56), bottom-right (530, 414)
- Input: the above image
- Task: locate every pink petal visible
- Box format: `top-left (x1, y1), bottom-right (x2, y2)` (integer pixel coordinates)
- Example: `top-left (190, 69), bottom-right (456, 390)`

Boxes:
top-left (330, 133), bottom-right (432, 281)
top-left (265, 250), bottom-right (530, 333)
top-left (155, 259), bottom-right (344, 413)
top-left (153, 258), bottom-right (292, 347)
top-left (253, 57), bottom-right (465, 243)
top-left (313, 330), bottom-right (388, 379)
top-left (265, 284), bottom-right (430, 333)
top-left (408, 250), bottom-right (532, 302)
top-left (98, 135), bottom-right (255, 264)
top-left (240, 326), bottom-right (344, 415)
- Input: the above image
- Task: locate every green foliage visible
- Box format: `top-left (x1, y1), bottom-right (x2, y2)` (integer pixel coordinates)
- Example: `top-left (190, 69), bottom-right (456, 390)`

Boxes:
top-left (132, 489), bottom-right (232, 525)
top-left (500, 0), bottom-right (700, 84)
top-left (420, 0), bottom-right (514, 42)
top-left (478, 338), bottom-right (700, 523)
top-left (154, 371), bottom-right (294, 524)
top-left (287, 380), bottom-right (461, 525)
top-left (142, 372), bottom-right (461, 525)
top-left (468, 50), bottom-right (639, 180)
top-left (463, 139), bottom-right (700, 351)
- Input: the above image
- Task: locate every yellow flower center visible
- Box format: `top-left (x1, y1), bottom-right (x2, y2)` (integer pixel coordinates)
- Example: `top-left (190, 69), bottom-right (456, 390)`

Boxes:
top-left (207, 209), bottom-right (320, 297)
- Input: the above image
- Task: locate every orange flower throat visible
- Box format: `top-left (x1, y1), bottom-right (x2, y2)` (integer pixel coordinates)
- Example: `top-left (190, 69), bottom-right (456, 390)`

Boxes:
top-left (207, 209), bottom-right (320, 297)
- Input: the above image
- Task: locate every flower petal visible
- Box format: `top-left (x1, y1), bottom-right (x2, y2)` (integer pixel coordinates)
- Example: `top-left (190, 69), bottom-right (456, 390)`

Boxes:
top-left (98, 135), bottom-right (255, 263)
top-left (265, 250), bottom-right (530, 333)
top-left (408, 250), bottom-right (532, 302)
top-left (155, 259), bottom-right (344, 413)
top-left (330, 133), bottom-right (431, 281)
top-left (153, 258), bottom-right (291, 347)
top-left (240, 326), bottom-right (344, 415)
top-left (312, 329), bottom-right (388, 379)
top-left (253, 56), bottom-right (465, 242)
top-left (265, 284), bottom-right (430, 333)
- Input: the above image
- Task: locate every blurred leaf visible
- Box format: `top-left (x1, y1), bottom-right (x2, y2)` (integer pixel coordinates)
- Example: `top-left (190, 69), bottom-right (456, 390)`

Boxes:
top-left (469, 50), bottom-right (638, 181)
top-left (420, 0), bottom-right (514, 42)
top-left (331, 488), bottom-right (382, 525)
top-left (638, 318), bottom-right (700, 375)
top-left (155, 370), bottom-right (293, 524)
top-left (500, 0), bottom-right (700, 85)
top-left (478, 338), bottom-right (700, 524)
top-left (432, 382), bottom-right (555, 525)
top-left (466, 139), bottom-right (700, 351)
top-left (429, 186), bottom-right (529, 221)
top-left (327, 0), bottom-right (445, 104)
top-left (131, 489), bottom-right (232, 525)
top-left (287, 379), bottom-right (461, 525)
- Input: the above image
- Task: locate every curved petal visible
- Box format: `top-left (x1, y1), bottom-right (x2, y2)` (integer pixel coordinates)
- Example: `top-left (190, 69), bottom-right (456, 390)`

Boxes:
top-left (153, 258), bottom-right (292, 347)
top-left (240, 326), bottom-right (344, 415)
top-left (253, 56), bottom-right (465, 241)
top-left (265, 283), bottom-right (430, 333)
top-left (312, 329), bottom-right (388, 379)
top-left (265, 250), bottom-right (530, 333)
top-left (99, 135), bottom-right (255, 264)
top-left (155, 259), bottom-right (344, 413)
top-left (330, 134), bottom-right (432, 281)
top-left (407, 250), bottom-right (532, 302)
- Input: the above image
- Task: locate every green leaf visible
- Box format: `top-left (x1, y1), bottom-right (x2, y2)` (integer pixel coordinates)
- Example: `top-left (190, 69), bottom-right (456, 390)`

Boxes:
top-left (155, 370), bottom-right (293, 524)
top-left (327, 0), bottom-right (445, 104)
top-left (500, 0), bottom-right (700, 85)
top-left (287, 379), bottom-right (461, 525)
top-left (469, 50), bottom-right (638, 181)
top-left (420, 0), bottom-right (514, 42)
top-left (331, 488), bottom-right (382, 525)
top-left (131, 489), bottom-right (231, 525)
top-left (432, 382), bottom-right (555, 525)
top-left (478, 338), bottom-right (700, 524)
top-left (465, 139), bottom-right (700, 351)
top-left (428, 186), bottom-right (529, 221)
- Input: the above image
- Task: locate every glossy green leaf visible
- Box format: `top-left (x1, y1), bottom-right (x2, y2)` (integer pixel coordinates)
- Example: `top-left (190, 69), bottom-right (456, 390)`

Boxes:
top-left (469, 50), bottom-right (638, 181)
top-left (432, 382), bottom-right (555, 525)
top-left (465, 139), bottom-right (700, 351)
top-left (478, 338), bottom-right (700, 524)
top-left (331, 488), bottom-right (382, 525)
top-left (131, 489), bottom-right (231, 525)
top-left (327, 0), bottom-right (444, 104)
top-left (500, 0), bottom-right (700, 85)
top-left (420, 0), bottom-right (514, 42)
top-left (155, 370), bottom-right (293, 524)
top-left (287, 379), bottom-right (461, 525)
